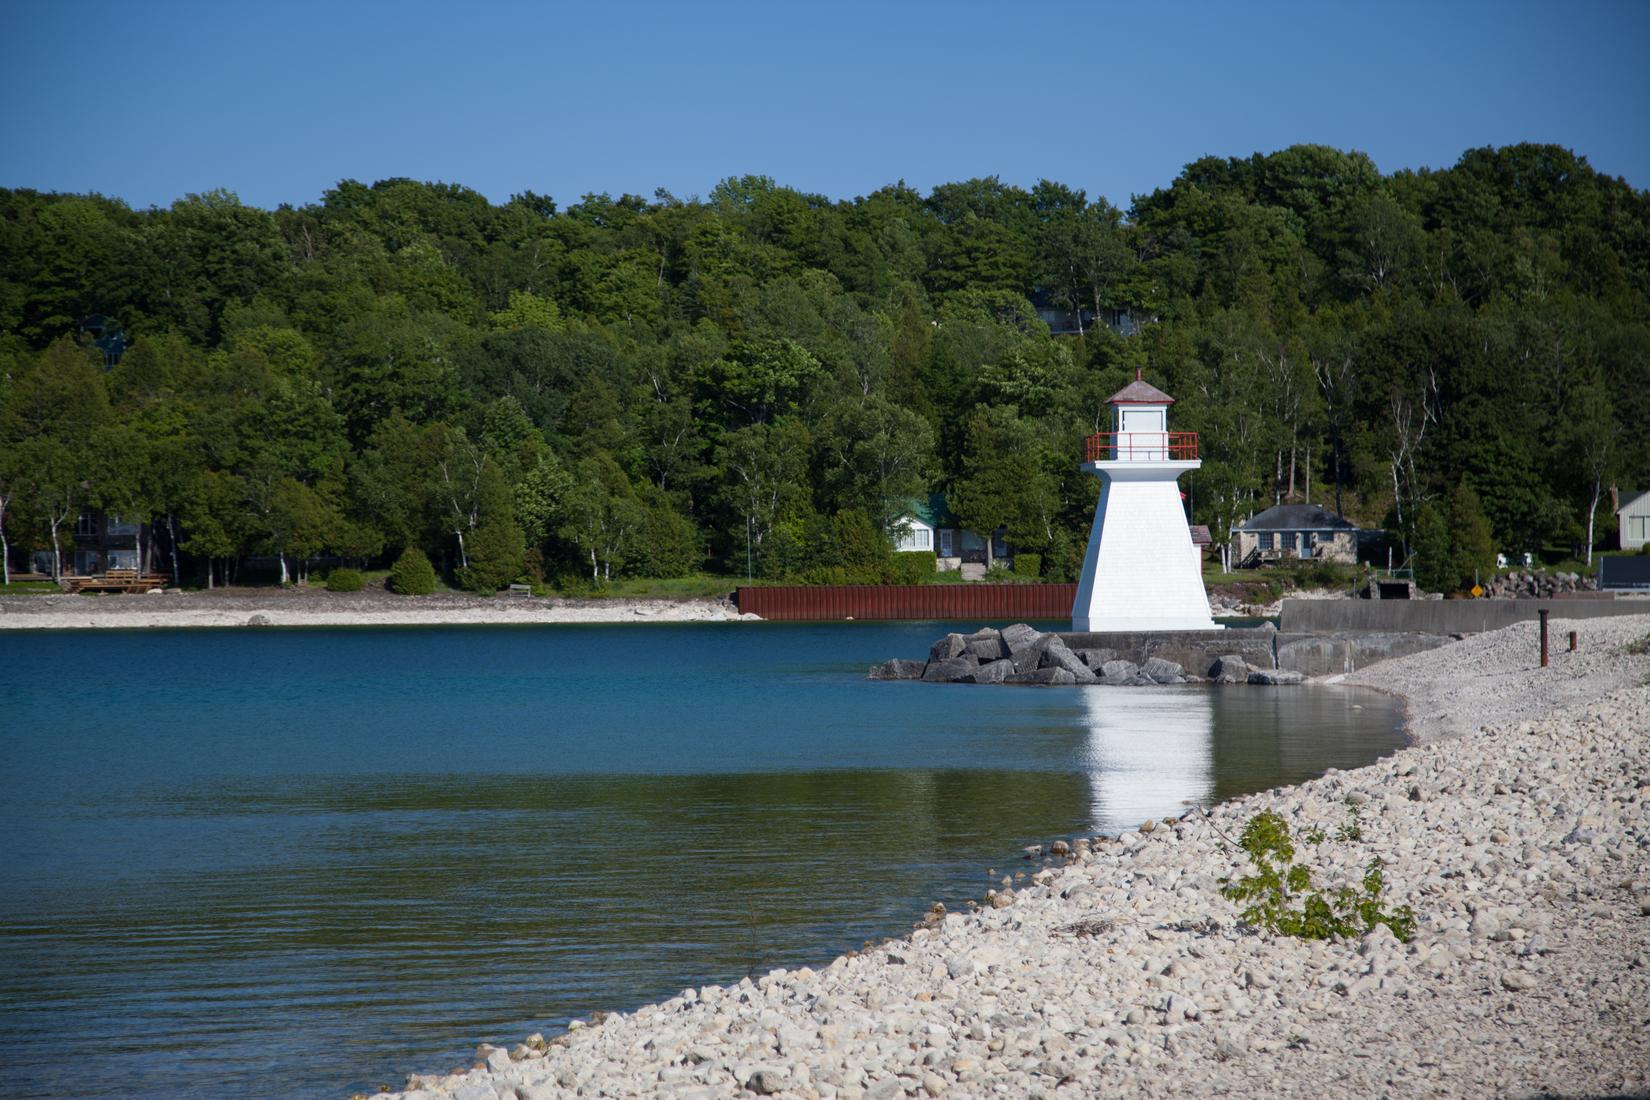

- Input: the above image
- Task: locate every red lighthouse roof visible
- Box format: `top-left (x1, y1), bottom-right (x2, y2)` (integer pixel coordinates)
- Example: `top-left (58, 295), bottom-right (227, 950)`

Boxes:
top-left (1106, 367), bottom-right (1175, 406)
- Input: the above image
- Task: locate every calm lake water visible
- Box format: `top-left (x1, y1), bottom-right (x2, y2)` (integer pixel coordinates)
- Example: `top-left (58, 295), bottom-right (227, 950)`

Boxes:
top-left (0, 622), bottom-right (1405, 1100)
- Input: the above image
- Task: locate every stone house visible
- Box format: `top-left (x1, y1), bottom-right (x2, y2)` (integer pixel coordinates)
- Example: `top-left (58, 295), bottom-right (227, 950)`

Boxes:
top-left (1234, 504), bottom-right (1360, 567)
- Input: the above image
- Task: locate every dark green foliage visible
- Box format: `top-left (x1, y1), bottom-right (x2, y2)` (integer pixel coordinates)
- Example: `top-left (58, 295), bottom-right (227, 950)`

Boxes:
top-left (1221, 811), bottom-right (1416, 942)
top-left (324, 567), bottom-right (363, 592)
top-left (889, 551), bottom-right (937, 585)
top-left (458, 521), bottom-right (526, 592)
top-left (1011, 552), bottom-right (1042, 578)
top-left (1411, 502), bottom-right (1453, 593)
top-left (388, 547), bottom-right (438, 595)
top-left (2, 142), bottom-right (1646, 589)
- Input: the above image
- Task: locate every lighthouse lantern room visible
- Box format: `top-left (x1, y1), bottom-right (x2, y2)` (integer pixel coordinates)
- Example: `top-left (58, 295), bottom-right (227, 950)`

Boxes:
top-left (1071, 370), bottom-right (1218, 632)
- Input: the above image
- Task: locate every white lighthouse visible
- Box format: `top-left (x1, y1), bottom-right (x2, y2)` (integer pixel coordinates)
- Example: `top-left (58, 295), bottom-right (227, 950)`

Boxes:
top-left (1071, 370), bottom-right (1217, 632)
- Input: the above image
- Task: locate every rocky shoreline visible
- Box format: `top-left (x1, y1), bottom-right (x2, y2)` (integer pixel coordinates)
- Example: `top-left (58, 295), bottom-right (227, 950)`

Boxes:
top-left (372, 613), bottom-right (1650, 1100)
top-left (0, 589), bottom-right (753, 630)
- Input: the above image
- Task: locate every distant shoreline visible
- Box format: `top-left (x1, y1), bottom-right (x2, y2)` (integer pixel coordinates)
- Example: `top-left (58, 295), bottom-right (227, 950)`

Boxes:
top-left (0, 590), bottom-right (754, 630)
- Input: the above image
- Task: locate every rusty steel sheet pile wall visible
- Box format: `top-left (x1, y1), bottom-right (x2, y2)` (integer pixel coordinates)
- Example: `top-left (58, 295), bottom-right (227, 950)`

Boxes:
top-left (735, 585), bottom-right (1077, 622)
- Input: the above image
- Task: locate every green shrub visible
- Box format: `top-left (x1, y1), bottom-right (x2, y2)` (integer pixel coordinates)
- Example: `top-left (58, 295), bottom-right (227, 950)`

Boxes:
top-left (457, 521), bottom-right (526, 592)
top-left (1220, 811), bottom-right (1415, 942)
top-left (1011, 552), bottom-right (1041, 578)
top-left (389, 547), bottom-right (438, 595)
top-left (889, 551), bottom-right (937, 585)
top-left (325, 567), bottom-right (364, 592)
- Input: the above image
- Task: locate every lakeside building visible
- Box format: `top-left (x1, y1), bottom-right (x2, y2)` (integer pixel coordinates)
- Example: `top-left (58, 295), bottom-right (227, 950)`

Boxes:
top-left (893, 494), bottom-right (1011, 575)
top-left (1617, 488), bottom-right (1650, 551)
top-left (1233, 504), bottom-right (1362, 568)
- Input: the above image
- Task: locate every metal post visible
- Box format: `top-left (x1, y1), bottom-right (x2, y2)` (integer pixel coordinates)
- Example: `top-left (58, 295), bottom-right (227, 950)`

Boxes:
top-left (1569, 630), bottom-right (1578, 652)
top-left (1539, 608), bottom-right (1549, 668)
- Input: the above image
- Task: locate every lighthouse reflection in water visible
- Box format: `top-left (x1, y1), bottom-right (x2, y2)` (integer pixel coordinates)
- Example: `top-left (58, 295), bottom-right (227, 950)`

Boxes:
top-left (1081, 688), bottom-right (1215, 832)
top-left (1076, 685), bottom-right (1405, 836)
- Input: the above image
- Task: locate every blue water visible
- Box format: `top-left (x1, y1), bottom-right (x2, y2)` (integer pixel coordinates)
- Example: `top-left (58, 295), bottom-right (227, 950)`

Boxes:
top-left (0, 622), bottom-right (1405, 1099)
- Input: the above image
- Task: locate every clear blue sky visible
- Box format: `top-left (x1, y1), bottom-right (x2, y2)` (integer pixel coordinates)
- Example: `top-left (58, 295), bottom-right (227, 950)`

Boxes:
top-left (3, 0), bottom-right (1647, 212)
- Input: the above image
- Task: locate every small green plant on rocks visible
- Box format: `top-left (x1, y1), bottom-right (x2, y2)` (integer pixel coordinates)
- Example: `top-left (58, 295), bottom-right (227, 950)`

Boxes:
top-left (1221, 811), bottom-right (1416, 942)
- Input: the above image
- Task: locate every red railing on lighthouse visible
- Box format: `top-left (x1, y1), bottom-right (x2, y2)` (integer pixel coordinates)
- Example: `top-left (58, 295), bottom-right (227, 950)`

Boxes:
top-left (1082, 432), bottom-right (1200, 462)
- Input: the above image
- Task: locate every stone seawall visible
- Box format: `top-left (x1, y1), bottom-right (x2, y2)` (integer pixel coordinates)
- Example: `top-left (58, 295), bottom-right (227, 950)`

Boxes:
top-left (1278, 595), bottom-right (1650, 634)
top-left (1054, 628), bottom-right (1456, 679)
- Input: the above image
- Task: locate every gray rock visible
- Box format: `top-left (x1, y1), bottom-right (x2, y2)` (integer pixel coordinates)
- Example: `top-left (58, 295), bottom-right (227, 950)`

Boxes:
top-left (453, 1085), bottom-right (497, 1100)
top-left (1073, 647), bottom-right (1118, 669)
top-left (1039, 636), bottom-right (1098, 682)
top-left (929, 633), bottom-right (968, 662)
top-left (246, 613), bottom-right (273, 628)
top-left (1100, 659), bottom-right (1139, 685)
top-left (965, 630), bottom-right (1006, 661)
top-left (746, 1066), bottom-right (791, 1094)
top-left (922, 657), bottom-right (977, 682)
top-left (1141, 657), bottom-right (1185, 683)
top-left (964, 638), bottom-right (1004, 661)
top-left (1210, 655), bottom-right (1249, 683)
top-left (1000, 622), bottom-right (1043, 653)
top-left (483, 1046), bottom-right (512, 1073)
top-left (868, 658), bottom-right (926, 680)
top-left (962, 658), bottom-right (1015, 684)
top-left (1247, 668), bottom-right (1305, 685)
top-left (1500, 970), bottom-right (1537, 992)
top-left (1007, 667), bottom-right (1077, 686)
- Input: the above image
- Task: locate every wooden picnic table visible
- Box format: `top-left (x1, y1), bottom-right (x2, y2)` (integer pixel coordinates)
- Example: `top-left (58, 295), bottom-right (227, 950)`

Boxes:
top-left (64, 570), bottom-right (170, 594)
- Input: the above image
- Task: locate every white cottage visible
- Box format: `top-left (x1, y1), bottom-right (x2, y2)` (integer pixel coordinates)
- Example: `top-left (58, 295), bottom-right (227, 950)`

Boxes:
top-left (1617, 489), bottom-right (1650, 551)
top-left (1071, 371), bottom-right (1217, 632)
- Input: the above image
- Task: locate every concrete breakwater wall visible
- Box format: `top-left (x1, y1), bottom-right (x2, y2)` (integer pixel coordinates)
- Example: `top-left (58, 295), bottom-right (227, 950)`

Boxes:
top-left (1278, 594), bottom-right (1649, 634)
top-left (1057, 627), bottom-right (1454, 678)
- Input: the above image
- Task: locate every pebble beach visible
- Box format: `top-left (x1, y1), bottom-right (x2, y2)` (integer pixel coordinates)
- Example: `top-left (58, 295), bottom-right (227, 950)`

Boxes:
top-left (373, 612), bottom-right (1650, 1100)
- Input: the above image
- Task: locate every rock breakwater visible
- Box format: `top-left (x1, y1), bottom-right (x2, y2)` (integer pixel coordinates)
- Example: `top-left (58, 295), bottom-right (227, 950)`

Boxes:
top-left (867, 625), bottom-right (1299, 688)
top-left (373, 614), bottom-right (1650, 1100)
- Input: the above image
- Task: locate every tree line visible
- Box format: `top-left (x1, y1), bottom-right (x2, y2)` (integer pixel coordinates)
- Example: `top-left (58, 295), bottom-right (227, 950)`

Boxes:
top-left (1, 142), bottom-right (1646, 591)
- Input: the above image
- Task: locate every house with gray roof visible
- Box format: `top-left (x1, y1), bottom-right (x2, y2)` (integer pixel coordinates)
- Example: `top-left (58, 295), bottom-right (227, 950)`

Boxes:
top-left (1617, 489), bottom-right (1650, 551)
top-left (1234, 504), bottom-right (1361, 567)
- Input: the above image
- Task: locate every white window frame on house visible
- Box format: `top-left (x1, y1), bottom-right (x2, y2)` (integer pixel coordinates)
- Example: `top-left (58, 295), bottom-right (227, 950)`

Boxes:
top-left (894, 525), bottom-right (932, 552)
top-left (1259, 532), bottom-right (1274, 550)
top-left (938, 529), bottom-right (954, 557)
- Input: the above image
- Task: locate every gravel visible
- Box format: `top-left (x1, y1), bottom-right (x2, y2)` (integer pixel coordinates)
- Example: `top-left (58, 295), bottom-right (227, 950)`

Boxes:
top-left (372, 614), bottom-right (1650, 1100)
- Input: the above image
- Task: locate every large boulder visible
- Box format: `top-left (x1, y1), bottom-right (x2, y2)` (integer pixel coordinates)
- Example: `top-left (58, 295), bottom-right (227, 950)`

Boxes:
top-left (999, 623), bottom-right (1043, 653)
top-left (1141, 657), bottom-right (1185, 684)
top-left (929, 634), bottom-right (968, 662)
top-left (1209, 655), bottom-right (1250, 683)
top-left (962, 658), bottom-right (1014, 684)
top-left (1006, 667), bottom-right (1077, 686)
top-left (1038, 636), bottom-right (1098, 682)
top-left (964, 630), bottom-right (1006, 661)
top-left (922, 657), bottom-right (977, 683)
top-left (1100, 659), bottom-right (1140, 685)
top-left (1248, 668), bottom-right (1305, 686)
top-left (868, 658), bottom-right (925, 681)
top-left (1073, 648), bottom-right (1119, 669)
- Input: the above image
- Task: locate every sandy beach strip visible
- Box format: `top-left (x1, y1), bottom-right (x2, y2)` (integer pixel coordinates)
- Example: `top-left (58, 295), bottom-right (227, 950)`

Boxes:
top-left (371, 612), bottom-right (1650, 1100)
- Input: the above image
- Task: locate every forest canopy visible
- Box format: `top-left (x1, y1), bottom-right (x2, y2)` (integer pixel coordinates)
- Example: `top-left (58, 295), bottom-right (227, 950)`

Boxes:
top-left (1, 143), bottom-right (1646, 590)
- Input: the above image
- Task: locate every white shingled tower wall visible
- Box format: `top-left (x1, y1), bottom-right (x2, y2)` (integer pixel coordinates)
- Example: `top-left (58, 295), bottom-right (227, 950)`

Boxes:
top-left (1071, 372), bottom-right (1218, 632)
